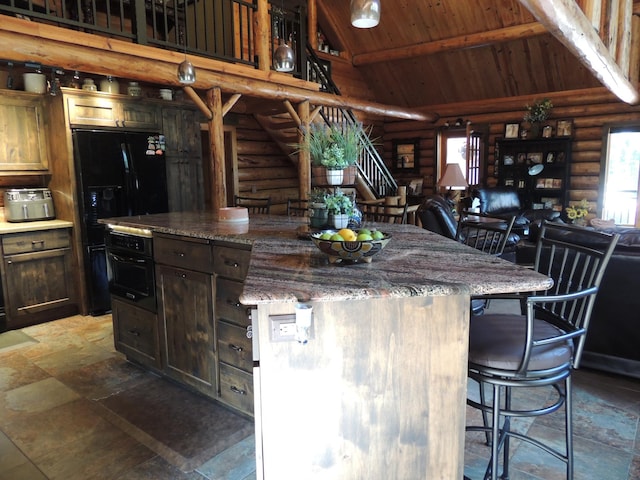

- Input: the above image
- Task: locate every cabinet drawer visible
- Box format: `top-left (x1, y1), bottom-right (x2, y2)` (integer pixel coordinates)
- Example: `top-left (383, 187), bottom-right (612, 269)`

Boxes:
top-left (2, 229), bottom-right (70, 255)
top-left (154, 234), bottom-right (213, 273)
top-left (217, 320), bottom-right (252, 372)
top-left (112, 298), bottom-right (160, 368)
top-left (213, 244), bottom-right (251, 280)
top-left (216, 278), bottom-right (250, 327)
top-left (219, 362), bottom-right (253, 416)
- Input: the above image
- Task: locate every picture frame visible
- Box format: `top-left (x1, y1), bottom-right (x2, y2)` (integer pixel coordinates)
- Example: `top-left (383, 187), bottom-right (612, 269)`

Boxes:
top-left (517, 153), bottom-right (527, 164)
top-left (527, 152), bottom-right (543, 164)
top-left (556, 119), bottom-right (573, 137)
top-left (546, 152), bottom-right (555, 164)
top-left (503, 154), bottom-right (514, 166)
top-left (504, 123), bottom-right (520, 139)
top-left (392, 138), bottom-right (420, 172)
top-left (536, 178), bottom-right (545, 189)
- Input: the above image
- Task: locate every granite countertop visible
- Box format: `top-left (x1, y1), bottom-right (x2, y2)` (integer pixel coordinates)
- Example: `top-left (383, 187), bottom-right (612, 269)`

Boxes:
top-left (0, 219), bottom-right (73, 234)
top-left (101, 212), bottom-right (552, 305)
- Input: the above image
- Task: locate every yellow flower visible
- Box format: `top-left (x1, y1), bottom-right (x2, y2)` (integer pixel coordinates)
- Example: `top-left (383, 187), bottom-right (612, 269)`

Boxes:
top-left (566, 208), bottom-right (577, 220)
top-left (565, 199), bottom-right (591, 223)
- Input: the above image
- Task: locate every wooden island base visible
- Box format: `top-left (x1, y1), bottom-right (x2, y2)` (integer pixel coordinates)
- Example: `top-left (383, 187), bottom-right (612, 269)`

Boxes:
top-left (253, 294), bottom-right (469, 480)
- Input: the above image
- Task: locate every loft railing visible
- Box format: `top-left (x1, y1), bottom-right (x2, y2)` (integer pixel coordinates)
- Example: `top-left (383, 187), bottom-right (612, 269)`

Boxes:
top-left (306, 45), bottom-right (397, 198)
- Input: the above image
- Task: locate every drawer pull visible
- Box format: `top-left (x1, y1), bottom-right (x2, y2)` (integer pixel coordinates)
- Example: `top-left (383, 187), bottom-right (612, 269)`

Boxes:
top-left (228, 343), bottom-right (243, 352)
top-left (127, 329), bottom-right (140, 336)
top-left (230, 385), bottom-right (247, 396)
top-left (226, 298), bottom-right (241, 308)
top-left (32, 240), bottom-right (45, 247)
top-left (246, 325), bottom-right (253, 339)
top-left (174, 251), bottom-right (186, 257)
top-left (224, 260), bottom-right (240, 268)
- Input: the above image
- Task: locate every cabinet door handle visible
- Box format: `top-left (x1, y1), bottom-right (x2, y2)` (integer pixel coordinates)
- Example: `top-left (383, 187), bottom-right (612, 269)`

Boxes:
top-left (224, 260), bottom-right (239, 268)
top-left (32, 240), bottom-right (45, 247)
top-left (230, 385), bottom-right (247, 396)
top-left (127, 329), bottom-right (140, 336)
top-left (226, 298), bottom-right (241, 308)
top-left (228, 343), bottom-right (243, 352)
top-left (174, 251), bottom-right (186, 257)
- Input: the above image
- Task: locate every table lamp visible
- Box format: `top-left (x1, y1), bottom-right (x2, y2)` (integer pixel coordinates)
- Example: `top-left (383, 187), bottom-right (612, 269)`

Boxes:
top-left (438, 163), bottom-right (468, 211)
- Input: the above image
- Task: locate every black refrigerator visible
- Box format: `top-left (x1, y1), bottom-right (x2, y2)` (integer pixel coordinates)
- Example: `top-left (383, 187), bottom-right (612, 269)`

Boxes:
top-left (73, 129), bottom-right (169, 315)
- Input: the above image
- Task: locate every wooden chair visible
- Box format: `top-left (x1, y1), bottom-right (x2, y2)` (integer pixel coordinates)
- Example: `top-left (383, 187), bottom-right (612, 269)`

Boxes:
top-left (234, 195), bottom-right (271, 214)
top-left (286, 198), bottom-right (308, 217)
top-left (361, 203), bottom-right (408, 224)
top-left (466, 222), bottom-right (619, 480)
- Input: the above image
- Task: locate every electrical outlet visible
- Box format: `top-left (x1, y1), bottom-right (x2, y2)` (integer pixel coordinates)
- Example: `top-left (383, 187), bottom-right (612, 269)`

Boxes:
top-left (269, 314), bottom-right (296, 342)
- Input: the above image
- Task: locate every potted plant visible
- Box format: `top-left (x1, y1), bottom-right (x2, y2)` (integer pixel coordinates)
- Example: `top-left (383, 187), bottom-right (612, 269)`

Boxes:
top-left (523, 98), bottom-right (553, 138)
top-left (296, 122), bottom-right (367, 185)
top-left (324, 189), bottom-right (354, 229)
top-left (308, 187), bottom-right (328, 228)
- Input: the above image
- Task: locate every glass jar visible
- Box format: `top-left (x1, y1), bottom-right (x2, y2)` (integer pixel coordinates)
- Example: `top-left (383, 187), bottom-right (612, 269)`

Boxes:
top-left (82, 78), bottom-right (97, 91)
top-left (127, 81), bottom-right (142, 97)
top-left (100, 75), bottom-right (120, 94)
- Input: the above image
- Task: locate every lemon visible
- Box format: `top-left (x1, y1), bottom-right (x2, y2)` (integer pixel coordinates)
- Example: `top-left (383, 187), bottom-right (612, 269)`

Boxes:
top-left (337, 228), bottom-right (357, 241)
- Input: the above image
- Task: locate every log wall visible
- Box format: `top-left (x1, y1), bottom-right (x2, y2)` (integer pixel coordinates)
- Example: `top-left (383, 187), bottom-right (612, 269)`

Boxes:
top-left (383, 87), bottom-right (640, 218)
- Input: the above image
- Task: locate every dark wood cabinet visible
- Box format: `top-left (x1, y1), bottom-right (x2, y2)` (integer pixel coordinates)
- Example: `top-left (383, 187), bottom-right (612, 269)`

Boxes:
top-left (66, 93), bottom-right (161, 130)
top-left (154, 234), bottom-right (216, 397)
top-left (1, 228), bottom-right (77, 329)
top-left (161, 106), bottom-right (205, 212)
top-left (111, 298), bottom-right (161, 369)
top-left (495, 136), bottom-right (572, 213)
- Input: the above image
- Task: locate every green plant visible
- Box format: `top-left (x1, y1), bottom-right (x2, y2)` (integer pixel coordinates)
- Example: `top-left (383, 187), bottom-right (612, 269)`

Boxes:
top-left (324, 189), bottom-right (353, 215)
top-left (295, 122), bottom-right (369, 168)
top-left (524, 98), bottom-right (553, 123)
top-left (308, 187), bottom-right (327, 205)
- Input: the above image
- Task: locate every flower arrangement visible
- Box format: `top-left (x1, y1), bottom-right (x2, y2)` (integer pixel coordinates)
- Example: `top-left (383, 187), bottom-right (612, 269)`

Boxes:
top-left (565, 198), bottom-right (590, 225)
top-left (324, 189), bottom-right (354, 215)
top-left (296, 122), bottom-right (368, 169)
top-left (524, 98), bottom-right (553, 123)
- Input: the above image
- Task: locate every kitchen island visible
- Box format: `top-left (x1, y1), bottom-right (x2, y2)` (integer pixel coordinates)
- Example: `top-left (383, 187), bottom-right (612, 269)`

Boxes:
top-left (102, 211), bottom-right (552, 480)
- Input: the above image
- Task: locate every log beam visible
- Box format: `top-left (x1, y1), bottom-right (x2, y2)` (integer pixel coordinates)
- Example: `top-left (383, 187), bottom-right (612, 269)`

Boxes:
top-left (0, 17), bottom-right (433, 121)
top-left (352, 22), bottom-right (547, 66)
top-left (518, 0), bottom-right (639, 105)
top-left (223, 94), bottom-right (242, 117)
top-left (297, 101), bottom-right (311, 200)
top-left (208, 88), bottom-right (227, 212)
top-left (183, 86), bottom-right (213, 120)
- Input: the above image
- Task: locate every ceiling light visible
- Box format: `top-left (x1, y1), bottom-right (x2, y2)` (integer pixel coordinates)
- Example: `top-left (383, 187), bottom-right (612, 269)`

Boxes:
top-left (273, 39), bottom-right (296, 72)
top-left (178, 58), bottom-right (196, 84)
top-left (351, 0), bottom-right (380, 29)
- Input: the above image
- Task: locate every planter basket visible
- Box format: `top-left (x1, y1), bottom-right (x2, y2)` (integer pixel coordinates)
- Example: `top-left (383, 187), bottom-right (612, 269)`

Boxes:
top-left (312, 166), bottom-right (357, 186)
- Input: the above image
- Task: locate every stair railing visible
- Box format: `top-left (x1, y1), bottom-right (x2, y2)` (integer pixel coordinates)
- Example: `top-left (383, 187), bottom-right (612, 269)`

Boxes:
top-left (306, 45), bottom-right (397, 198)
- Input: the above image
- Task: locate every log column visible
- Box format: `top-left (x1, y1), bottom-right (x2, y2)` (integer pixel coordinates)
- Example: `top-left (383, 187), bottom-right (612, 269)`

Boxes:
top-left (298, 100), bottom-right (311, 199)
top-left (207, 87), bottom-right (227, 212)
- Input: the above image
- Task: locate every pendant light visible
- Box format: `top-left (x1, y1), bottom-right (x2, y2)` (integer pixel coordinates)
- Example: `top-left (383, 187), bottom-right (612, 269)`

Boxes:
top-left (350, 0), bottom-right (381, 29)
top-left (273, 3), bottom-right (295, 72)
top-left (177, 5), bottom-right (196, 84)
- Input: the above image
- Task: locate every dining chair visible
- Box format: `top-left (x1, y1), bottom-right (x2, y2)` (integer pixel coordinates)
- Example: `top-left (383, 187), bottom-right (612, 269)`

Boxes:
top-left (361, 203), bottom-right (408, 224)
top-left (286, 198), bottom-right (308, 217)
top-left (455, 214), bottom-right (516, 257)
top-left (465, 221), bottom-right (619, 480)
top-left (234, 195), bottom-right (271, 214)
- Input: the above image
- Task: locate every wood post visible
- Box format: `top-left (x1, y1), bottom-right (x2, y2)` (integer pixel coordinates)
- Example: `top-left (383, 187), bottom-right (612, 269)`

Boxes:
top-left (254, 0), bottom-right (270, 72)
top-left (298, 100), bottom-right (311, 200)
top-left (208, 87), bottom-right (227, 211)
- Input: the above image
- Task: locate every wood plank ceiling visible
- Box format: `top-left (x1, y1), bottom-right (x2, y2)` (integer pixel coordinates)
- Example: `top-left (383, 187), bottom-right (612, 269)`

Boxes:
top-left (316, 0), bottom-right (626, 108)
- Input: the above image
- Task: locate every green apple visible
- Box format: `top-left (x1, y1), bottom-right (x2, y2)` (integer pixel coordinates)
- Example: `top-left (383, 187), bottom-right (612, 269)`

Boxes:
top-left (330, 233), bottom-right (345, 241)
top-left (320, 232), bottom-right (332, 240)
top-left (357, 233), bottom-right (373, 241)
top-left (372, 230), bottom-right (385, 240)
top-left (358, 228), bottom-right (372, 236)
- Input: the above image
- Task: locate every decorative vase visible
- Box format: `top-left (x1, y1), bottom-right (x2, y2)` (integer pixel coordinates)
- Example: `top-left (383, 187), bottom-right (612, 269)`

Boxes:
top-left (326, 169), bottom-right (344, 186)
top-left (529, 122), bottom-right (541, 138)
top-left (330, 213), bottom-right (349, 229)
top-left (310, 203), bottom-right (328, 229)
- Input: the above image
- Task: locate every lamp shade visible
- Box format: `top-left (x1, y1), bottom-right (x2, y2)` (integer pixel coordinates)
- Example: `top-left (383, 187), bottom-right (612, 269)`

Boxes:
top-left (273, 40), bottom-right (296, 72)
top-left (439, 163), bottom-right (468, 190)
top-left (351, 0), bottom-right (380, 28)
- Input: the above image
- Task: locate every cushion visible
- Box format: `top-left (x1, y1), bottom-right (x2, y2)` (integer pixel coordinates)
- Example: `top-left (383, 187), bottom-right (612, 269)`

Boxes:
top-left (468, 313), bottom-right (573, 373)
top-left (474, 187), bottom-right (522, 215)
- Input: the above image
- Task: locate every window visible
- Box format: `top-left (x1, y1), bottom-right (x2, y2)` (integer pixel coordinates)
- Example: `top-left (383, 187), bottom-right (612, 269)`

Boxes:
top-left (437, 123), bottom-right (487, 189)
top-left (601, 125), bottom-right (640, 226)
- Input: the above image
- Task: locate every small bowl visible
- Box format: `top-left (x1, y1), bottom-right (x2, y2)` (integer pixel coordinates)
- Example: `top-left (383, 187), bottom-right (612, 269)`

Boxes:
top-left (310, 230), bottom-right (391, 264)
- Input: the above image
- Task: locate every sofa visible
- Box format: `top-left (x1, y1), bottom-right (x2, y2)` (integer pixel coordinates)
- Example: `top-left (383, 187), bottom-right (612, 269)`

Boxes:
top-left (516, 223), bottom-right (640, 379)
top-left (472, 187), bottom-right (561, 235)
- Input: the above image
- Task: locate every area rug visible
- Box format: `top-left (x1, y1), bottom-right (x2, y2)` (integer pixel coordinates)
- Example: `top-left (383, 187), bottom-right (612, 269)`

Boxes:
top-left (0, 330), bottom-right (38, 353)
top-left (93, 376), bottom-right (254, 472)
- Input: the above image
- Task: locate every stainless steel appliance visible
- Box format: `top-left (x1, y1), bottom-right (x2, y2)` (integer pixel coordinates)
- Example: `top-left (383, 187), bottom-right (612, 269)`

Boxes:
top-left (73, 129), bottom-right (168, 315)
top-left (4, 188), bottom-right (56, 222)
top-left (106, 226), bottom-right (157, 313)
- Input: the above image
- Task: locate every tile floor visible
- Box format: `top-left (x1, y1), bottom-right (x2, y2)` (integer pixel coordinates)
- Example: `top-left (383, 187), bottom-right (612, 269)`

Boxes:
top-left (0, 305), bottom-right (638, 480)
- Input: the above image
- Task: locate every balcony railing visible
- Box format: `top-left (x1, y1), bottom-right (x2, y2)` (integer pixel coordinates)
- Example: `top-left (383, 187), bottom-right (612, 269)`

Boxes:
top-left (0, 0), bottom-right (305, 72)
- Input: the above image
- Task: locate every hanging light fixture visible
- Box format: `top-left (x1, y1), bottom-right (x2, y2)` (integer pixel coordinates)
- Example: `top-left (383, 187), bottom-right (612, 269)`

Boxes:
top-left (177, 4), bottom-right (196, 84)
top-left (273, 3), bottom-right (295, 72)
top-left (351, 0), bottom-right (380, 28)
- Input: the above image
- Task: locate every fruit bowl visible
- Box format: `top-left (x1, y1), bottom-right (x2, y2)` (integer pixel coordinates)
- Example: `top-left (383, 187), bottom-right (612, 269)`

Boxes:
top-left (310, 229), bottom-right (392, 263)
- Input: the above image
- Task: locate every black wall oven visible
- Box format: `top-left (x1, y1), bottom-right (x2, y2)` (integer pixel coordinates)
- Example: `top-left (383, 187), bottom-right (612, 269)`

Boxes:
top-left (106, 227), bottom-right (157, 313)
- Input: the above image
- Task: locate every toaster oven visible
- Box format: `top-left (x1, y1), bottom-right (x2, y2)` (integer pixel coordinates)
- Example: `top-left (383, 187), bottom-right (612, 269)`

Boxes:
top-left (4, 188), bottom-right (56, 222)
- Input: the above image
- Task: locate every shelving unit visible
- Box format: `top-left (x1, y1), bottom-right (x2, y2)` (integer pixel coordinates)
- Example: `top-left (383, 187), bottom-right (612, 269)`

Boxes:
top-left (495, 136), bottom-right (572, 213)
